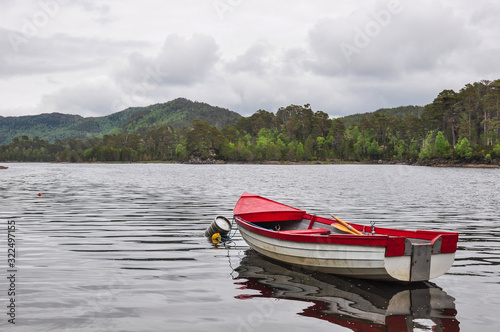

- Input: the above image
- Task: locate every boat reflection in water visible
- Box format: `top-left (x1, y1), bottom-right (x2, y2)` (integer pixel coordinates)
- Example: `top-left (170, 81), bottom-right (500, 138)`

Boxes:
top-left (234, 250), bottom-right (459, 331)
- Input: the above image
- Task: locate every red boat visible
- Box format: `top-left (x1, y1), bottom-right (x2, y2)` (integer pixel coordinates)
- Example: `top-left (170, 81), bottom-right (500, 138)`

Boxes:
top-left (233, 193), bottom-right (459, 282)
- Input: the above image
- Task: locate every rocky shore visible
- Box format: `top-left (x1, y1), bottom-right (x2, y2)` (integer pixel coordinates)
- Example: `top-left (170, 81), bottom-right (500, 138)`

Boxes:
top-left (408, 159), bottom-right (500, 168)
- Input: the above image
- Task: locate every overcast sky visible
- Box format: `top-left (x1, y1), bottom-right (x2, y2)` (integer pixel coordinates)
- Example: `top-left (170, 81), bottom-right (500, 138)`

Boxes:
top-left (1, 0), bottom-right (500, 119)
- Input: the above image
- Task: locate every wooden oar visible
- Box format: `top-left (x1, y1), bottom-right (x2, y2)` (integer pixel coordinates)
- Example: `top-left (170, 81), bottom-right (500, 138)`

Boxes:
top-left (331, 214), bottom-right (363, 235)
top-left (332, 223), bottom-right (358, 235)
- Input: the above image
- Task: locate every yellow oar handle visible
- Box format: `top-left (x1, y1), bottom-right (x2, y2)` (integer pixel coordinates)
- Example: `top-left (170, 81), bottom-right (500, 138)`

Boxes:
top-left (332, 223), bottom-right (358, 235)
top-left (331, 214), bottom-right (363, 235)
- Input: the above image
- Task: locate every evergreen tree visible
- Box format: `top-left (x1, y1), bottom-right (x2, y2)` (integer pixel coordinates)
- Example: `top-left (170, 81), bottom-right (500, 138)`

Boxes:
top-left (434, 131), bottom-right (450, 157)
top-left (455, 137), bottom-right (473, 160)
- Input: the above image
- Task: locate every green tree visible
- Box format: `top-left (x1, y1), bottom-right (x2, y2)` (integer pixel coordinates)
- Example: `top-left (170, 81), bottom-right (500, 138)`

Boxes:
top-left (434, 131), bottom-right (450, 157)
top-left (419, 131), bottom-right (435, 160)
top-left (455, 137), bottom-right (473, 160)
top-left (186, 120), bottom-right (223, 159)
top-left (296, 142), bottom-right (305, 161)
top-left (276, 138), bottom-right (287, 159)
top-left (304, 136), bottom-right (315, 160)
top-left (367, 140), bottom-right (381, 159)
top-left (359, 117), bottom-right (371, 154)
top-left (493, 143), bottom-right (500, 158)
top-left (316, 136), bottom-right (326, 159)
top-left (175, 143), bottom-right (188, 160)
top-left (394, 139), bottom-right (406, 159)
top-left (236, 141), bottom-right (254, 161)
top-left (408, 139), bottom-right (420, 160)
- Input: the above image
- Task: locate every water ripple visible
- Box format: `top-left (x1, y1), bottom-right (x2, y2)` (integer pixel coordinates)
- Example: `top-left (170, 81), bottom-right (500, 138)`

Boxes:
top-left (1, 163), bottom-right (499, 331)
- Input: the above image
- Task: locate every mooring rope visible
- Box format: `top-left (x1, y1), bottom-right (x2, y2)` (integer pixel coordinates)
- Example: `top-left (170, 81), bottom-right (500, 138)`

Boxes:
top-left (221, 217), bottom-right (238, 243)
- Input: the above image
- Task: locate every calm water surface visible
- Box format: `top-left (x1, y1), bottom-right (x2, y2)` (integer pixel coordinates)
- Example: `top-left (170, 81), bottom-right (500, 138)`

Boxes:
top-left (0, 163), bottom-right (499, 331)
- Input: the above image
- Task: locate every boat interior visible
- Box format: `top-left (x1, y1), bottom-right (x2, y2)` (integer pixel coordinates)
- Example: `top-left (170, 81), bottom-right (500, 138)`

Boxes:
top-left (246, 217), bottom-right (350, 235)
top-left (241, 215), bottom-right (437, 244)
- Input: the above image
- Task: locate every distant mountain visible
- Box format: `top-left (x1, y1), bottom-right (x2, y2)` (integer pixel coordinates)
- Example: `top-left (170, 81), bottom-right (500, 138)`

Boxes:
top-left (0, 98), bottom-right (242, 144)
top-left (339, 105), bottom-right (424, 128)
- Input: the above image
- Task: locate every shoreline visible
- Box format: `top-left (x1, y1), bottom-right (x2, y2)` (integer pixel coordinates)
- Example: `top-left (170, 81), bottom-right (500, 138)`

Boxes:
top-left (251, 161), bottom-right (500, 168)
top-left (426, 163), bottom-right (500, 168)
top-left (1, 160), bottom-right (499, 168)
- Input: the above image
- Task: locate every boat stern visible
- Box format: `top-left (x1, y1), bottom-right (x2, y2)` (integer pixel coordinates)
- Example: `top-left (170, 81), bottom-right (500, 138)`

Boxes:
top-left (384, 235), bottom-right (458, 282)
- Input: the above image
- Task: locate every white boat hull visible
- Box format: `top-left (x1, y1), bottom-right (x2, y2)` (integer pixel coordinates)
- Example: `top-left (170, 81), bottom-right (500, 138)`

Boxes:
top-left (239, 226), bottom-right (455, 282)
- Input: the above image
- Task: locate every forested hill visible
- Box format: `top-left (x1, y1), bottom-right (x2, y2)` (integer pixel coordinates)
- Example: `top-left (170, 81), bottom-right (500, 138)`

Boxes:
top-left (340, 105), bottom-right (423, 128)
top-left (1, 79), bottom-right (500, 164)
top-left (0, 98), bottom-right (241, 145)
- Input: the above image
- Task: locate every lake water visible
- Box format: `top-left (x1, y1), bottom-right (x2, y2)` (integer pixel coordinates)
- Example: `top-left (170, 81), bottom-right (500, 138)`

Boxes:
top-left (0, 163), bottom-right (499, 331)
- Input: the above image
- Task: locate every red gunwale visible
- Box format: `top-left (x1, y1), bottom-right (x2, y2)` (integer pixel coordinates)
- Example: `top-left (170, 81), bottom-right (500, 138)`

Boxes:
top-left (233, 193), bottom-right (459, 257)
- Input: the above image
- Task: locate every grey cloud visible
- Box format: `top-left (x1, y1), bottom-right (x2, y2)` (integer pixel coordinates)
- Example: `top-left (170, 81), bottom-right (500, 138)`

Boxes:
top-left (113, 34), bottom-right (220, 90)
top-left (226, 42), bottom-right (273, 75)
top-left (40, 81), bottom-right (122, 117)
top-left (280, 48), bottom-right (307, 76)
top-left (305, 2), bottom-right (477, 78)
top-left (1, 28), bottom-right (149, 77)
top-left (156, 34), bottom-right (219, 85)
top-left (75, 0), bottom-right (111, 15)
top-left (470, 2), bottom-right (500, 26)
